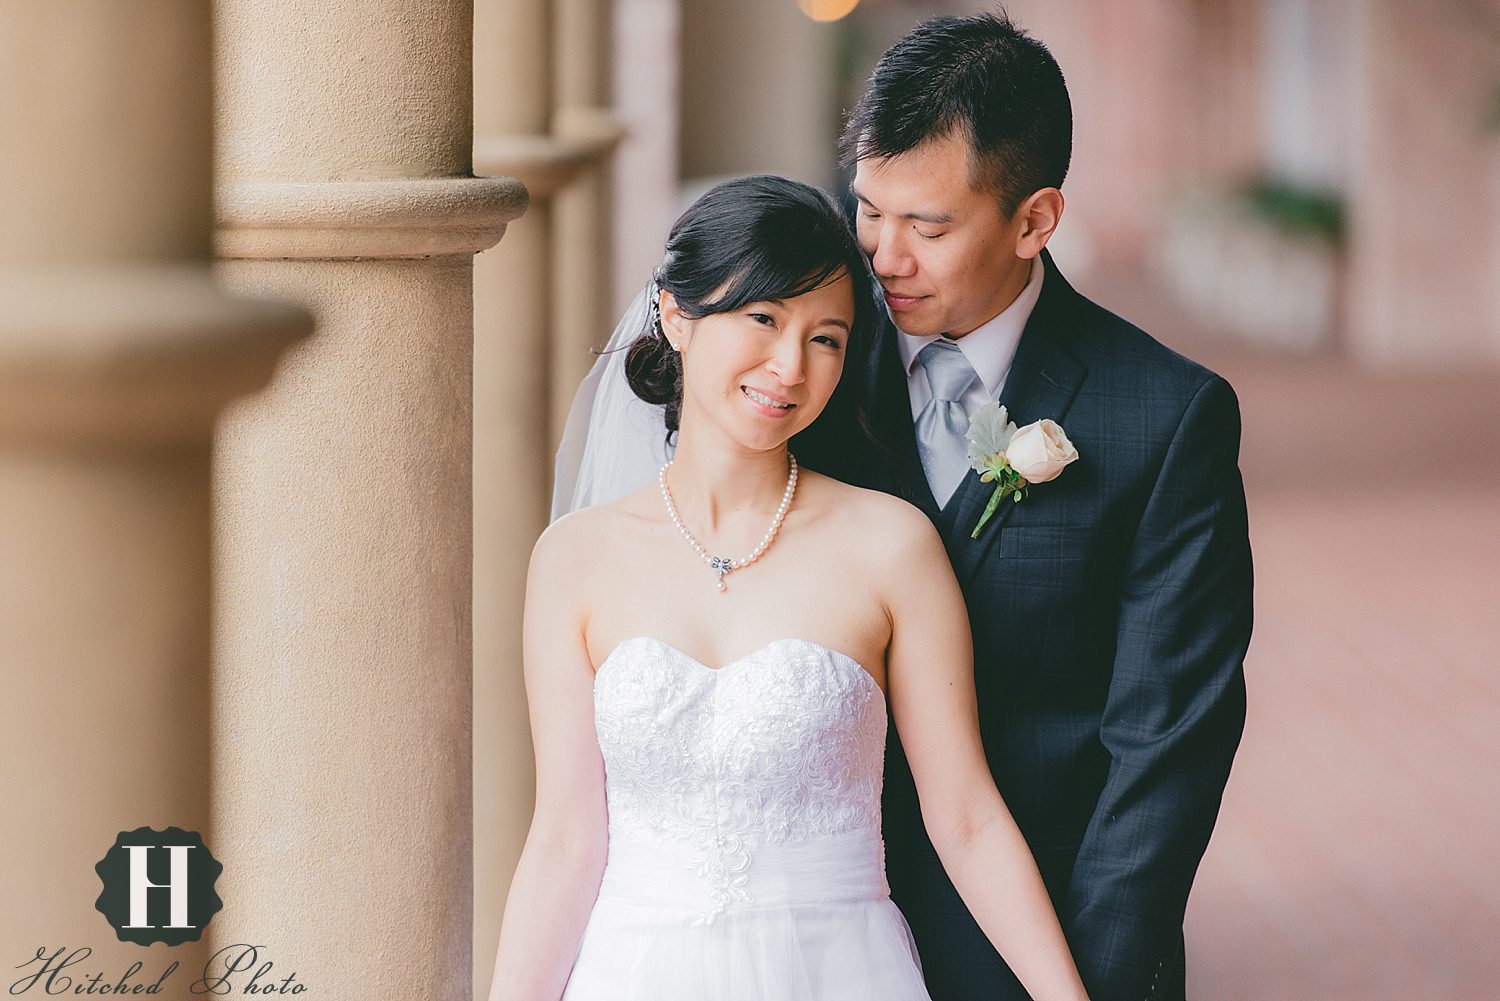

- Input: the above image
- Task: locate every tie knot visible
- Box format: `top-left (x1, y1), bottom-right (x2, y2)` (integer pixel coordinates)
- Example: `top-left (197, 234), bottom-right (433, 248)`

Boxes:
top-left (918, 339), bottom-right (976, 403)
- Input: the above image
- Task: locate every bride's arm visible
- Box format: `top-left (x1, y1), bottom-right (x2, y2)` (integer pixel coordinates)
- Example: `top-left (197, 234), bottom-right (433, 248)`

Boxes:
top-left (488, 518), bottom-right (609, 1001)
top-left (878, 502), bottom-right (1090, 1001)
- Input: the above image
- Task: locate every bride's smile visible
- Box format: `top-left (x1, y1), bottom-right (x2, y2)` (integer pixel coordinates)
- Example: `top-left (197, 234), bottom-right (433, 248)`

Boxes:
top-left (740, 384), bottom-right (796, 415)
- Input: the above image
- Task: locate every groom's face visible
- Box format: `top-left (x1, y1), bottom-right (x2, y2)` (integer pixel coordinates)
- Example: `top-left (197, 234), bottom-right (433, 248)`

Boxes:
top-left (852, 132), bottom-right (1032, 338)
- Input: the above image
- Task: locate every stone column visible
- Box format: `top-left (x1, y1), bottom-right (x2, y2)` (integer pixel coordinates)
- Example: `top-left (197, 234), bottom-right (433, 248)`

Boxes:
top-left (611, 0), bottom-right (681, 313)
top-left (471, 0), bottom-right (623, 995)
top-left (553, 0), bottom-right (625, 441)
top-left (211, 2), bottom-right (523, 999)
top-left (0, 0), bottom-right (306, 973)
top-left (471, 4), bottom-right (552, 996)
top-left (474, 4), bottom-right (573, 998)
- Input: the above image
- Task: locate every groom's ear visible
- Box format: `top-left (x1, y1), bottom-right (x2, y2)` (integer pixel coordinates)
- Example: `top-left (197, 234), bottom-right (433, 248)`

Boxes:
top-left (1012, 187), bottom-right (1064, 260)
top-left (659, 291), bottom-right (691, 351)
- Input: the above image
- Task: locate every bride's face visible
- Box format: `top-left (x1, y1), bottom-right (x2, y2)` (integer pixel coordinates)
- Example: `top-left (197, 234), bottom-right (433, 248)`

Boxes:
top-left (664, 273), bottom-right (855, 452)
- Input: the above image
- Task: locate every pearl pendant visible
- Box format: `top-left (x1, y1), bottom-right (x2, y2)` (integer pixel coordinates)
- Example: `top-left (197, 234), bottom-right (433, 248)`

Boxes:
top-left (659, 453), bottom-right (798, 593)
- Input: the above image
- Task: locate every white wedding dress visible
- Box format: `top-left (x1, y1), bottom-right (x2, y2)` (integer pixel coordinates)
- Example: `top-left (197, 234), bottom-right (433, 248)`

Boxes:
top-left (561, 636), bottom-right (933, 1001)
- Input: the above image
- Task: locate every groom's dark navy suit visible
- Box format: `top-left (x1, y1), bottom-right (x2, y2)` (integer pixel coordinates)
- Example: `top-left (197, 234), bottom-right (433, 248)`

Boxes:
top-left (804, 250), bottom-right (1252, 1001)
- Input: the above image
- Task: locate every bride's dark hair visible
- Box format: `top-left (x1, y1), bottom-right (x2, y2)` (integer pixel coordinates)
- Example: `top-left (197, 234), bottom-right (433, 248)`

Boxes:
top-left (626, 174), bottom-right (879, 464)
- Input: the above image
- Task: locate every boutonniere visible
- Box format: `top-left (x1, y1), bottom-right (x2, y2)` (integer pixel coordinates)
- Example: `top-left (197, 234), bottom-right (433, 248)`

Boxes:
top-left (965, 402), bottom-right (1079, 539)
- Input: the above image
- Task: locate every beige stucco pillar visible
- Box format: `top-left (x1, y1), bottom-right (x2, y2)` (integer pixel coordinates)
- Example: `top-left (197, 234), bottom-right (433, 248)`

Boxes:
top-left (472, 0), bottom-right (622, 995)
top-left (553, 0), bottom-right (625, 442)
top-left (471, 2), bottom-right (552, 996)
top-left (474, 2), bottom-right (556, 996)
top-left (211, 1), bottom-right (523, 997)
top-left (611, 0), bottom-right (680, 313)
top-left (0, 0), bottom-right (307, 972)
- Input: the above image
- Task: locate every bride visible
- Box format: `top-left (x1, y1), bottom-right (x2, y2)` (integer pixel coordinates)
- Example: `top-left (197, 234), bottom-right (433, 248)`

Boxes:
top-left (488, 175), bottom-right (1090, 1001)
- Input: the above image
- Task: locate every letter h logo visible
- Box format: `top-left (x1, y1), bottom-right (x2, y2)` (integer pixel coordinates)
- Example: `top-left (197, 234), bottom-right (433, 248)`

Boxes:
top-left (95, 826), bottom-right (223, 946)
top-left (125, 844), bottom-right (194, 929)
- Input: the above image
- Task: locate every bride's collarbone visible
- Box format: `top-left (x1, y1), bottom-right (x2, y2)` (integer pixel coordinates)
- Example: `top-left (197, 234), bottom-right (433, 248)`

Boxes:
top-left (577, 488), bottom-right (889, 669)
top-left (611, 544), bottom-right (865, 607)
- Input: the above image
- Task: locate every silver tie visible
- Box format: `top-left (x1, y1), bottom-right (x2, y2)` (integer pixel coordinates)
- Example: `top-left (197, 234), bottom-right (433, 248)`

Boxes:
top-left (915, 339), bottom-right (978, 508)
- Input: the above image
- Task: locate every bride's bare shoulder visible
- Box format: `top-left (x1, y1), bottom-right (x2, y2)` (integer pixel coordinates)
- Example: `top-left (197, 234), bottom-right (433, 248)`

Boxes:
top-left (531, 486), bottom-right (660, 572)
top-left (799, 471), bottom-right (940, 554)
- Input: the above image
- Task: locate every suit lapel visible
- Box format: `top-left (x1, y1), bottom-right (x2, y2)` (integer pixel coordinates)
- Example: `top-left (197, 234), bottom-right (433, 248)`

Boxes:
top-left (948, 254), bottom-right (1088, 586)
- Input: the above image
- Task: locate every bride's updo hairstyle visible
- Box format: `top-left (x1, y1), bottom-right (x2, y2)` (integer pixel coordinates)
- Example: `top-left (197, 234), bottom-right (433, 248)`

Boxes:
top-left (626, 175), bottom-right (876, 444)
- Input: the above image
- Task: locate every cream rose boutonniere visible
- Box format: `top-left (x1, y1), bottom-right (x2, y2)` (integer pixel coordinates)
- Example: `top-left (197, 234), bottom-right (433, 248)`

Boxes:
top-left (965, 402), bottom-right (1079, 539)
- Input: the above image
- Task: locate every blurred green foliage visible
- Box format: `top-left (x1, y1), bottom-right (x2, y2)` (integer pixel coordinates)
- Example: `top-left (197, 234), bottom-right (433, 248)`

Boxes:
top-left (1239, 178), bottom-right (1345, 244)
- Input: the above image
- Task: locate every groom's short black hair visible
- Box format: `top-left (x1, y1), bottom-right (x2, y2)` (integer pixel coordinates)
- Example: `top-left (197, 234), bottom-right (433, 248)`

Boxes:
top-left (839, 10), bottom-right (1072, 217)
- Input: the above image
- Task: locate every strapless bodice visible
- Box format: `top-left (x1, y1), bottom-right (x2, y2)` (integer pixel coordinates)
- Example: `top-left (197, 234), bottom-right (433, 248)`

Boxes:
top-left (563, 637), bottom-right (930, 1000)
top-left (592, 636), bottom-right (888, 917)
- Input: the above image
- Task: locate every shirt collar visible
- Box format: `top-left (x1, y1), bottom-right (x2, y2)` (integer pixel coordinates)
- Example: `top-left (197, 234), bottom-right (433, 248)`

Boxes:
top-left (894, 255), bottom-right (1045, 397)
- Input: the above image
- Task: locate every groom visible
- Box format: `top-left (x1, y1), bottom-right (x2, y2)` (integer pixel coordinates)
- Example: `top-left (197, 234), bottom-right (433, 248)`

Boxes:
top-left (813, 12), bottom-right (1253, 1001)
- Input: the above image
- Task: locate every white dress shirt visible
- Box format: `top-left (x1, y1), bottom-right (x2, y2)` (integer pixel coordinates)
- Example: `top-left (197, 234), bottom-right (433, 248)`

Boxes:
top-left (895, 255), bottom-right (1045, 420)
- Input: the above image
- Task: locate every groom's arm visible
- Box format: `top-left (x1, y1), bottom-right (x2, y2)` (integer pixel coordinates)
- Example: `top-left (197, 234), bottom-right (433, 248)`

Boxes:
top-left (1062, 373), bottom-right (1252, 1001)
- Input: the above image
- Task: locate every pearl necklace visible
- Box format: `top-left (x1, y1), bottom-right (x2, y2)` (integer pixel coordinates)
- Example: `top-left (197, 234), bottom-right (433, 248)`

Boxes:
top-left (658, 453), bottom-right (798, 592)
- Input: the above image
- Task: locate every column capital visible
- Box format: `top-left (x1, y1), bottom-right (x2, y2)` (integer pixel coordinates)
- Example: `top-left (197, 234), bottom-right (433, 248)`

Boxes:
top-left (215, 176), bottom-right (528, 260)
top-left (0, 265), bottom-right (310, 447)
top-left (474, 110), bottom-right (626, 200)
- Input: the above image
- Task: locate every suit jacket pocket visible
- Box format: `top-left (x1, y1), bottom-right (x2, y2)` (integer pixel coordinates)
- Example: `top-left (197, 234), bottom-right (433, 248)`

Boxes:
top-left (994, 523), bottom-right (1095, 561)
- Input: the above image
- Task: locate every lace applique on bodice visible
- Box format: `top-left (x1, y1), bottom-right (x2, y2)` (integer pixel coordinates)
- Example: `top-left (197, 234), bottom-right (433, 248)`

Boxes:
top-left (593, 636), bottom-right (887, 916)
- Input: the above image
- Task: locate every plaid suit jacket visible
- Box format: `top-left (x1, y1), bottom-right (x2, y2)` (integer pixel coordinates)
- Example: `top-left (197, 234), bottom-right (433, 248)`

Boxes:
top-left (797, 251), bottom-right (1252, 1001)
